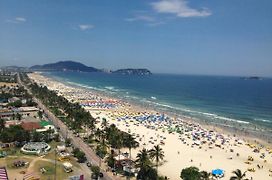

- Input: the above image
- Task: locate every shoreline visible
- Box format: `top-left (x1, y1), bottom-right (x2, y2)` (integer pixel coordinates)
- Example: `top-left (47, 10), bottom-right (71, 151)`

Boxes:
top-left (28, 72), bottom-right (272, 180)
top-left (44, 72), bottom-right (272, 145)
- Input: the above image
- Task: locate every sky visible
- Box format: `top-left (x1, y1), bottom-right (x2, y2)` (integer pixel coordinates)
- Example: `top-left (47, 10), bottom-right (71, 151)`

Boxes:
top-left (0, 0), bottom-right (272, 77)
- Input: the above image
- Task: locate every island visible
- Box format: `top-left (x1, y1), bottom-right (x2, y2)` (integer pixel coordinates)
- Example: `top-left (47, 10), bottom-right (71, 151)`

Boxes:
top-left (241, 76), bottom-right (262, 80)
top-left (112, 68), bottom-right (152, 75)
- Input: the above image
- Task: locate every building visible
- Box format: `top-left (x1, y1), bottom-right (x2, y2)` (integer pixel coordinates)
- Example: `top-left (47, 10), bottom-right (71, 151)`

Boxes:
top-left (21, 122), bottom-right (41, 131)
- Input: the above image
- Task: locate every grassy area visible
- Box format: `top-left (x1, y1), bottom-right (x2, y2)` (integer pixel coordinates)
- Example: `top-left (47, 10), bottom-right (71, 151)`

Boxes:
top-left (33, 160), bottom-right (73, 180)
top-left (1, 156), bottom-right (33, 169)
top-left (0, 141), bottom-right (85, 179)
top-left (43, 143), bottom-right (81, 169)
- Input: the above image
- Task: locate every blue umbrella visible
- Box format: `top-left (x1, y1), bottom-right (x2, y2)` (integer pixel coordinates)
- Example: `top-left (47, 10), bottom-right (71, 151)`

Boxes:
top-left (212, 169), bottom-right (224, 176)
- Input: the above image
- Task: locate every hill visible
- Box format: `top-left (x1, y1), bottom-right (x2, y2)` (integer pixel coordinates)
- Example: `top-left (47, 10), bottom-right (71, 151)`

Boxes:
top-left (30, 61), bottom-right (101, 72)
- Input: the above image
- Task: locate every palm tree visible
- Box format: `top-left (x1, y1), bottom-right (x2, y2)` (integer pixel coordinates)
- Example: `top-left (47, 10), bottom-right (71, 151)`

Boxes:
top-left (95, 128), bottom-right (102, 141)
top-left (106, 149), bottom-right (116, 168)
top-left (115, 133), bottom-right (123, 161)
top-left (230, 169), bottom-right (248, 180)
top-left (135, 148), bottom-right (151, 169)
top-left (123, 134), bottom-right (138, 160)
top-left (102, 118), bottom-right (107, 129)
top-left (149, 145), bottom-right (164, 172)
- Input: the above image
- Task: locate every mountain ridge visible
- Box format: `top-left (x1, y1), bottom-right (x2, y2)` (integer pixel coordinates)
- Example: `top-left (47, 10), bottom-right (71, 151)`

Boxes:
top-left (30, 61), bottom-right (152, 75)
top-left (30, 61), bottom-right (101, 72)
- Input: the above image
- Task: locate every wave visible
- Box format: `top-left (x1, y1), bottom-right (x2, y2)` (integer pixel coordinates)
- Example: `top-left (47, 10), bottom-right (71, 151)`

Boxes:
top-left (65, 81), bottom-right (103, 92)
top-left (151, 96), bottom-right (157, 100)
top-left (137, 100), bottom-right (250, 124)
top-left (254, 118), bottom-right (271, 123)
top-left (105, 86), bottom-right (115, 90)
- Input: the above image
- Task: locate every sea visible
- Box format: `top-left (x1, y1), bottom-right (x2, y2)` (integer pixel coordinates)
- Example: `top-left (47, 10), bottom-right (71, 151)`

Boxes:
top-left (43, 72), bottom-right (272, 140)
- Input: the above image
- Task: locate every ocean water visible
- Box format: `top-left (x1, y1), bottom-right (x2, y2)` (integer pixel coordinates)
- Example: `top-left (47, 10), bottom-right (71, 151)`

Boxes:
top-left (44, 72), bottom-right (272, 132)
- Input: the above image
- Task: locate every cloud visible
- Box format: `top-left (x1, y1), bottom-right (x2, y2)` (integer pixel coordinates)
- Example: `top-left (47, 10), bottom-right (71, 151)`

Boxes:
top-left (6, 17), bottom-right (27, 23)
top-left (125, 15), bottom-right (155, 22)
top-left (151, 0), bottom-right (211, 18)
top-left (147, 21), bottom-right (166, 27)
top-left (125, 14), bottom-right (166, 27)
top-left (78, 24), bottom-right (94, 31)
top-left (15, 17), bottom-right (26, 22)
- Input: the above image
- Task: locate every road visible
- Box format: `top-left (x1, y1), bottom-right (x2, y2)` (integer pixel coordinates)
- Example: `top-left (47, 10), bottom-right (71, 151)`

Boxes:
top-left (17, 73), bottom-right (122, 180)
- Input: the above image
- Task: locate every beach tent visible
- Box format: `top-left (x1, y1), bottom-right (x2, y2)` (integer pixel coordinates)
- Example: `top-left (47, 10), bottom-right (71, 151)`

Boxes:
top-left (212, 169), bottom-right (224, 177)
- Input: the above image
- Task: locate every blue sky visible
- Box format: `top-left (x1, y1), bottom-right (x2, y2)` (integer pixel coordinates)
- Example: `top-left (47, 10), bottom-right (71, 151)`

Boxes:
top-left (0, 0), bottom-right (272, 76)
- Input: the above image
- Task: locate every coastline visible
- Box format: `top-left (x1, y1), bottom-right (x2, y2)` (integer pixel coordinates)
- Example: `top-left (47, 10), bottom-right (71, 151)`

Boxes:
top-left (44, 72), bottom-right (272, 145)
top-left (28, 72), bottom-right (272, 180)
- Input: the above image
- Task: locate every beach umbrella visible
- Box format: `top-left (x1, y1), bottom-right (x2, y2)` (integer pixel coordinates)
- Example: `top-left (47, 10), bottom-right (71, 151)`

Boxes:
top-left (212, 169), bottom-right (224, 176)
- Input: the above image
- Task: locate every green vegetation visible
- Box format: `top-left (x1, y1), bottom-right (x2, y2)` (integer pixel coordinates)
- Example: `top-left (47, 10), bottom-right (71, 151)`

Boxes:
top-left (0, 125), bottom-right (30, 143)
top-left (105, 124), bottom-right (139, 149)
top-left (0, 118), bottom-right (5, 132)
top-left (230, 169), bottom-right (248, 180)
top-left (91, 165), bottom-right (100, 178)
top-left (22, 75), bottom-right (95, 131)
top-left (135, 148), bottom-right (160, 180)
top-left (33, 160), bottom-right (71, 180)
top-left (105, 149), bottom-right (115, 168)
top-left (180, 166), bottom-right (217, 180)
top-left (149, 145), bottom-right (165, 172)
top-left (8, 100), bottom-right (22, 107)
top-left (180, 166), bottom-right (201, 180)
top-left (72, 148), bottom-right (87, 163)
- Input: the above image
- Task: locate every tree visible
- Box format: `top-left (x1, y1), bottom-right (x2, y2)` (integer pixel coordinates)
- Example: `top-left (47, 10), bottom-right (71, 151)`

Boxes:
top-left (32, 131), bottom-right (42, 142)
top-left (0, 119), bottom-right (5, 132)
top-left (95, 128), bottom-right (102, 141)
top-left (9, 100), bottom-right (22, 107)
top-left (123, 134), bottom-right (139, 161)
top-left (96, 143), bottom-right (107, 158)
top-left (135, 148), bottom-right (151, 169)
top-left (91, 166), bottom-right (100, 178)
top-left (180, 167), bottom-right (201, 180)
top-left (72, 148), bottom-right (80, 156)
top-left (200, 171), bottom-right (211, 180)
top-left (72, 148), bottom-right (86, 163)
top-left (137, 165), bottom-right (158, 180)
top-left (115, 133), bottom-right (123, 161)
top-left (65, 138), bottom-right (71, 147)
top-left (76, 151), bottom-right (87, 163)
top-left (102, 118), bottom-right (107, 129)
top-left (149, 145), bottom-right (164, 172)
top-left (0, 125), bottom-right (30, 143)
top-left (230, 169), bottom-right (248, 180)
top-left (15, 113), bottom-right (22, 120)
top-left (12, 113), bottom-right (15, 120)
top-left (38, 111), bottom-right (43, 119)
top-left (106, 149), bottom-right (116, 168)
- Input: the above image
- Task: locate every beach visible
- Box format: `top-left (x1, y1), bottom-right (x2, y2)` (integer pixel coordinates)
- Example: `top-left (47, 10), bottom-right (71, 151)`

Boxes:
top-left (28, 72), bottom-right (272, 180)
